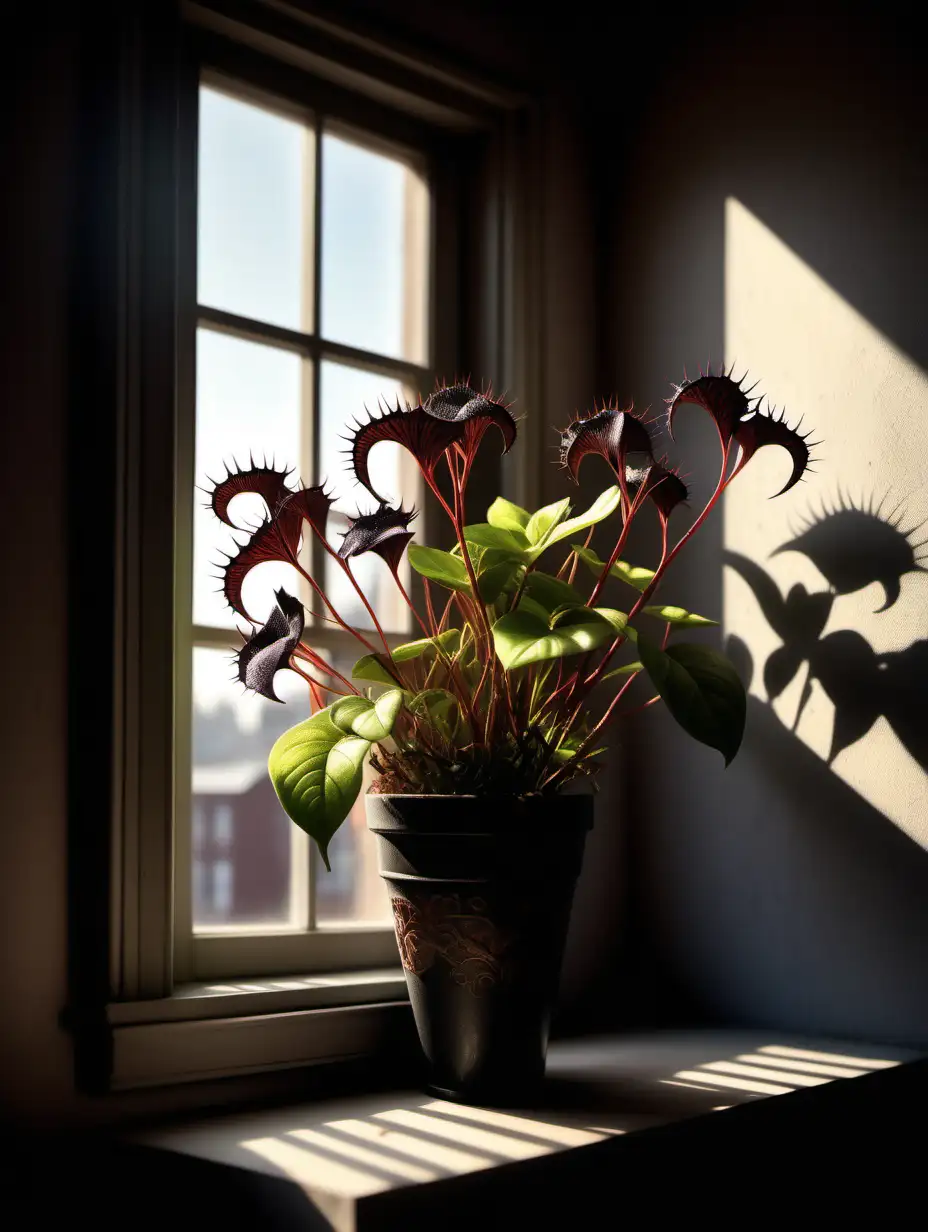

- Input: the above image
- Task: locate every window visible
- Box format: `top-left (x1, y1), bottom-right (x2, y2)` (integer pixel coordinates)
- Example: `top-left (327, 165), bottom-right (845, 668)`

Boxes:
top-left (84, 2), bottom-right (539, 1090)
top-left (175, 74), bottom-right (434, 978)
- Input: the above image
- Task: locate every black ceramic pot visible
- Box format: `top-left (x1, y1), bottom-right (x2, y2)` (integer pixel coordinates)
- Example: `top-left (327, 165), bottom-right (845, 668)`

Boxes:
top-left (366, 792), bottom-right (592, 1104)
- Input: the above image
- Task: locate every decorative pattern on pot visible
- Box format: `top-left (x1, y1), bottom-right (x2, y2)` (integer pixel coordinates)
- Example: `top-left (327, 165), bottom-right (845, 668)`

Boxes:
top-left (391, 893), bottom-right (511, 994)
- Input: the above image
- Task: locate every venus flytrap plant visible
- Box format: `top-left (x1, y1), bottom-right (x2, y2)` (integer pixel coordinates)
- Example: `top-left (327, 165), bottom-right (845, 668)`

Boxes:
top-left (206, 371), bottom-right (819, 866)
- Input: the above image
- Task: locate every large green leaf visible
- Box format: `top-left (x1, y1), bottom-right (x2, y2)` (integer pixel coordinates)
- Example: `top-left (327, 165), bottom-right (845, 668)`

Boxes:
top-left (637, 636), bottom-right (746, 765)
top-left (537, 487), bottom-right (622, 552)
top-left (407, 545), bottom-right (471, 591)
top-left (572, 544), bottom-right (656, 593)
top-left (643, 604), bottom-right (718, 628)
top-left (487, 496), bottom-right (531, 533)
top-left (549, 605), bottom-right (629, 635)
top-left (476, 549), bottom-right (526, 603)
top-left (330, 689), bottom-right (404, 742)
top-left (524, 497), bottom-right (572, 547)
top-left (522, 571), bottom-right (584, 612)
top-left (492, 606), bottom-right (619, 670)
top-left (462, 523), bottom-right (531, 554)
top-left (352, 629), bottom-right (461, 684)
top-left (516, 595), bottom-right (552, 622)
top-left (268, 709), bottom-right (371, 870)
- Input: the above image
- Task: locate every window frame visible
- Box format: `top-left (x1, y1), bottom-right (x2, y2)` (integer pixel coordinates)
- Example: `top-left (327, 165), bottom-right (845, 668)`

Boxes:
top-left (175, 62), bottom-right (442, 981)
top-left (71, 0), bottom-right (547, 1093)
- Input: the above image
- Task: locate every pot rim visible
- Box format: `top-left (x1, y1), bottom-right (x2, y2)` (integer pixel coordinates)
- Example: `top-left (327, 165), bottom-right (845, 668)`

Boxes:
top-left (364, 790), bottom-right (594, 801)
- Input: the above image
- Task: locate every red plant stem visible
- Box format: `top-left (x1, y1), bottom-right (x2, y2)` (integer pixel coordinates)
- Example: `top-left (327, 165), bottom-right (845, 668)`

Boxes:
top-left (438, 592), bottom-right (455, 632)
top-left (330, 550), bottom-right (393, 654)
top-left (289, 657), bottom-right (352, 697)
top-left (292, 645), bottom-right (358, 694)
top-left (393, 570), bottom-right (431, 639)
top-left (617, 694), bottom-right (661, 719)
top-left (661, 622), bottom-right (672, 650)
top-left (543, 665), bottom-right (642, 789)
top-left (547, 485), bottom-right (652, 712)
top-left (423, 578), bottom-right (438, 635)
top-left (549, 437), bottom-right (735, 784)
top-left (290, 660), bottom-right (324, 709)
top-left (586, 480), bottom-right (649, 607)
top-left (565, 524), bottom-right (597, 585)
top-left (584, 441), bottom-right (732, 692)
top-left (288, 557), bottom-right (378, 654)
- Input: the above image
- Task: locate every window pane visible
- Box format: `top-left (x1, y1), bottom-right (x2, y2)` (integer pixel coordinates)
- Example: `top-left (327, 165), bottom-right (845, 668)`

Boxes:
top-left (191, 646), bottom-right (310, 931)
top-left (321, 129), bottom-right (429, 363)
top-left (198, 85), bottom-right (312, 331)
top-left (315, 649), bottom-right (392, 926)
top-left (319, 361), bottom-right (416, 632)
top-left (194, 328), bottom-right (305, 629)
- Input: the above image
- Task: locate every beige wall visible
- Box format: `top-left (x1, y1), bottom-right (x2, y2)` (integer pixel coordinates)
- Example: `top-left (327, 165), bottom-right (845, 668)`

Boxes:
top-left (603, 8), bottom-right (928, 1042)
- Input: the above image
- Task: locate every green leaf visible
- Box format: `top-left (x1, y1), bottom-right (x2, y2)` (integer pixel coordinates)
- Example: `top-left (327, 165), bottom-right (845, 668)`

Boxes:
top-left (352, 630), bottom-right (461, 684)
top-left (407, 545), bottom-right (471, 591)
top-left (475, 548), bottom-right (526, 604)
top-left (601, 660), bottom-right (643, 681)
top-left (516, 595), bottom-right (552, 622)
top-left (524, 497), bottom-right (572, 547)
top-left (480, 563), bottom-right (526, 604)
top-left (548, 604), bottom-right (628, 634)
top-left (268, 709), bottom-right (370, 871)
top-left (349, 657), bottom-right (400, 686)
top-left (492, 607), bottom-right (616, 670)
top-left (592, 607), bottom-right (630, 635)
top-left (392, 629), bottom-right (461, 661)
top-left (462, 523), bottom-right (531, 554)
top-left (643, 604), bottom-right (719, 628)
top-left (408, 688), bottom-right (463, 741)
top-left (522, 571), bottom-right (584, 612)
top-left (572, 545), bottom-right (656, 593)
top-left (330, 688), bottom-right (404, 742)
top-left (537, 487), bottom-right (622, 553)
top-left (487, 497), bottom-right (531, 533)
top-left (637, 636), bottom-right (746, 766)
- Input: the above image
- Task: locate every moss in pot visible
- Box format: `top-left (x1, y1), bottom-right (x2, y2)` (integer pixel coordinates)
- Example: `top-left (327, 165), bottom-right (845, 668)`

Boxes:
top-left (205, 373), bottom-right (819, 1103)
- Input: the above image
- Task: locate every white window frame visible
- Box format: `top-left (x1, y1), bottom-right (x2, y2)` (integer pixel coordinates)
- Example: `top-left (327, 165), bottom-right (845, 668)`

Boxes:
top-left (174, 68), bottom-right (437, 983)
top-left (77, 0), bottom-right (547, 1093)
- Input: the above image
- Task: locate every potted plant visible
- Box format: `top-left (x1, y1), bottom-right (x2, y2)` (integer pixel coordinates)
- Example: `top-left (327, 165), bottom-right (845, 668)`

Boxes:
top-left (206, 372), bottom-right (816, 1103)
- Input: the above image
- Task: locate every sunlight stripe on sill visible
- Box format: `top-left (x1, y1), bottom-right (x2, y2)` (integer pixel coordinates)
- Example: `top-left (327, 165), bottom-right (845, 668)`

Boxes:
top-left (287, 1128), bottom-right (436, 1183)
top-left (660, 1078), bottom-right (727, 1093)
top-left (374, 1109), bottom-right (551, 1161)
top-left (326, 1117), bottom-right (492, 1173)
top-left (758, 1045), bottom-right (899, 1070)
top-left (240, 1136), bottom-right (385, 1196)
top-left (673, 1070), bottom-right (792, 1096)
top-left (737, 1053), bottom-right (868, 1079)
top-left (421, 1100), bottom-right (611, 1147)
top-left (701, 1060), bottom-right (831, 1088)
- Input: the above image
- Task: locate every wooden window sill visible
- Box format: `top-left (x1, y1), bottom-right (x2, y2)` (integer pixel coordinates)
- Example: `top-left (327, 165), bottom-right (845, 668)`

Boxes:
top-left (131, 1029), bottom-right (922, 1228)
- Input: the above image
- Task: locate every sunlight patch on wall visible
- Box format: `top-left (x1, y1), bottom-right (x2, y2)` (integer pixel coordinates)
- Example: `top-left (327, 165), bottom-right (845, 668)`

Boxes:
top-left (724, 196), bottom-right (928, 846)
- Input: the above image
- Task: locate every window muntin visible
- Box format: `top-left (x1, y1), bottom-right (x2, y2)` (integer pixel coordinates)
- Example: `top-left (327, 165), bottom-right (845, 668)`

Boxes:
top-left (185, 79), bottom-right (432, 946)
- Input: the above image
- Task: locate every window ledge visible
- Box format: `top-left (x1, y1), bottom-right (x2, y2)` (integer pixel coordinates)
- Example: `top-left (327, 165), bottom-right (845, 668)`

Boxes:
top-left (130, 1031), bottom-right (922, 1228)
top-left (106, 968), bottom-right (409, 1090)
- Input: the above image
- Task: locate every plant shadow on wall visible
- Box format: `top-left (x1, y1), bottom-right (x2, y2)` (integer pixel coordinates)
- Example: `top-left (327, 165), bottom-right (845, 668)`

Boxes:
top-left (724, 492), bottom-right (928, 774)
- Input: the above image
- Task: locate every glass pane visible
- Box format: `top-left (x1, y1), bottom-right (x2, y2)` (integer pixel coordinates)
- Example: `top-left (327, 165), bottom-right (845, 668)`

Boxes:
top-left (198, 85), bottom-right (312, 331)
top-left (315, 648), bottom-right (392, 926)
top-left (191, 646), bottom-right (310, 931)
top-left (193, 328), bottom-right (305, 628)
top-left (319, 361), bottom-right (416, 632)
top-left (321, 129), bottom-right (429, 363)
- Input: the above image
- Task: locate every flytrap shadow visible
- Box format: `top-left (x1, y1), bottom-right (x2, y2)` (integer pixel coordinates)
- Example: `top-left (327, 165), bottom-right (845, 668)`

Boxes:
top-left (724, 492), bottom-right (928, 770)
